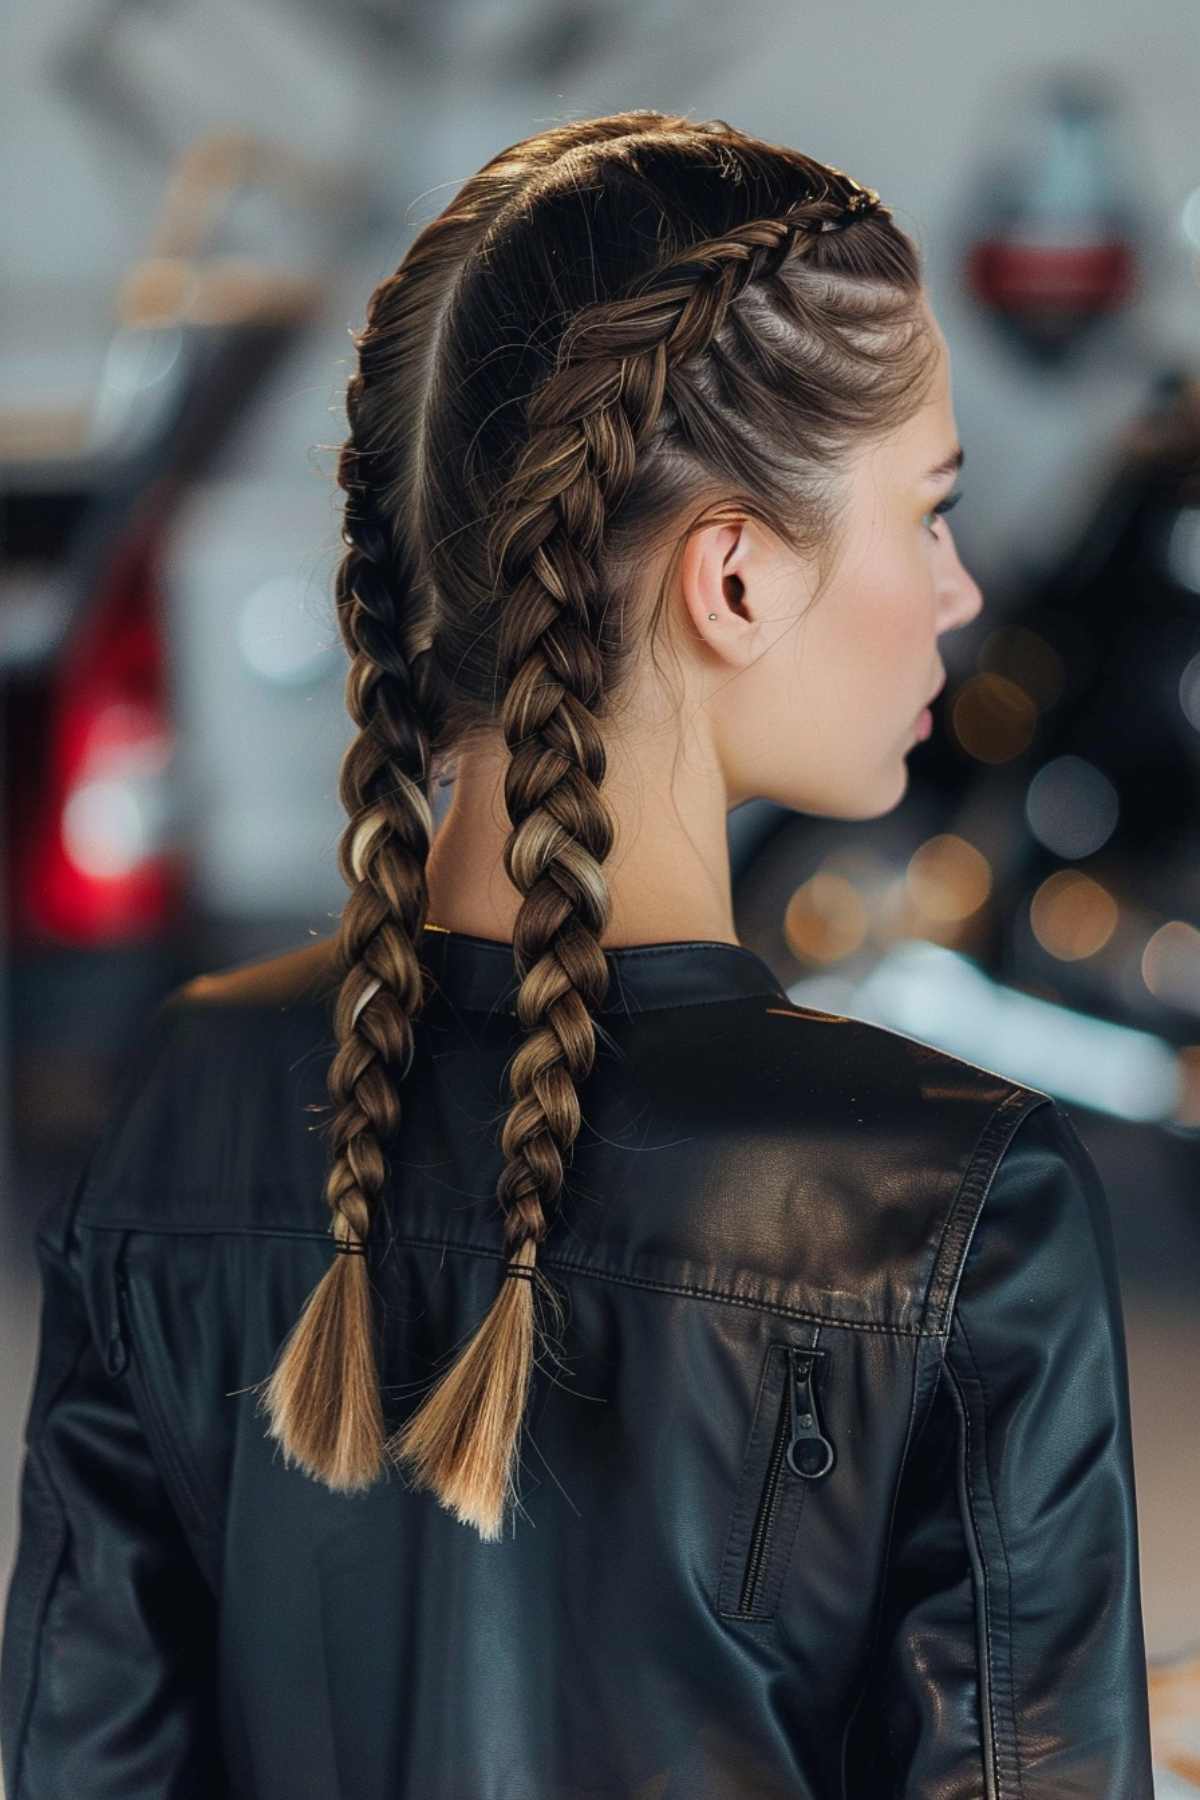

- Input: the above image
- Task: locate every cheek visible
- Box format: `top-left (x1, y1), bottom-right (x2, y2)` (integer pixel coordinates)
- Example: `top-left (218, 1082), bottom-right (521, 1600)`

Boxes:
top-left (820, 562), bottom-right (927, 712)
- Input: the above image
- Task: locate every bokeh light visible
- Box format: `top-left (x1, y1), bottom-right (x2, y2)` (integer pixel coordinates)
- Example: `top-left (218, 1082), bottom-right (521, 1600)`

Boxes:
top-left (1029, 868), bottom-right (1119, 960)
top-left (905, 833), bottom-right (993, 924)
top-left (950, 672), bottom-right (1038, 762)
top-left (1025, 754), bottom-right (1119, 859)
top-left (784, 870), bottom-right (869, 964)
top-left (1142, 920), bottom-right (1200, 1012)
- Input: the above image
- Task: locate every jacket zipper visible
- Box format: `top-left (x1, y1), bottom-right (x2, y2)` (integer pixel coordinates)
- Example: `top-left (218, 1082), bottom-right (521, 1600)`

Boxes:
top-left (739, 1345), bottom-right (835, 1615)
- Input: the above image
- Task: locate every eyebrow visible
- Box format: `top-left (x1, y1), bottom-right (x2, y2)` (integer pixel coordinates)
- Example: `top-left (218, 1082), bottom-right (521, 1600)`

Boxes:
top-left (925, 445), bottom-right (965, 482)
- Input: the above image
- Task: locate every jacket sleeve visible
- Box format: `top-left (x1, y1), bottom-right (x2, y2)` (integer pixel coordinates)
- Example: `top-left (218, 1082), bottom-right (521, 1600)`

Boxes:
top-left (843, 1096), bottom-right (1155, 1799)
top-left (0, 1154), bottom-right (228, 1800)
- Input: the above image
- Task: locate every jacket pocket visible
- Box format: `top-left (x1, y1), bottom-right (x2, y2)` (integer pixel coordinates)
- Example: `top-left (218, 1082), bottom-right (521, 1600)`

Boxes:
top-left (716, 1339), bottom-right (836, 1622)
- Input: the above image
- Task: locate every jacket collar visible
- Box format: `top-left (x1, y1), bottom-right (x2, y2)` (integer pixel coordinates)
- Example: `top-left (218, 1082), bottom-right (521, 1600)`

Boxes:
top-left (418, 921), bottom-right (787, 1017)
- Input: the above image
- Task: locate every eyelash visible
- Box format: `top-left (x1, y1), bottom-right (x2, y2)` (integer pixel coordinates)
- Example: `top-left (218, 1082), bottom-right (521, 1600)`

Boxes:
top-left (924, 489), bottom-right (963, 537)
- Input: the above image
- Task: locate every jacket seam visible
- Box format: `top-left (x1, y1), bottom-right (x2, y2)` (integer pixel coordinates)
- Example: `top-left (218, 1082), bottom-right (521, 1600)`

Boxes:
top-left (954, 1307), bottom-right (1025, 1799)
top-left (943, 1351), bottom-right (1002, 1800)
top-left (432, 983), bottom-right (787, 1018)
top-left (923, 1090), bottom-right (1050, 1333)
top-left (115, 1265), bottom-right (221, 1570)
top-left (73, 1220), bottom-right (943, 1336)
top-left (74, 1218), bottom-right (344, 1240)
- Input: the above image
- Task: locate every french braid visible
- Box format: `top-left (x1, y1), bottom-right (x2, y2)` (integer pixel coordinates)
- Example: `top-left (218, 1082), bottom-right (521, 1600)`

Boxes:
top-left (386, 164), bottom-right (920, 1541)
top-left (254, 116), bottom-right (936, 1544)
top-left (251, 113), bottom-right (705, 1491)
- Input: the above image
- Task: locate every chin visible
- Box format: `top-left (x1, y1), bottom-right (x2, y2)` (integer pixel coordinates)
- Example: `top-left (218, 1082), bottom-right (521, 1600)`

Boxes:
top-left (761, 753), bottom-right (910, 818)
top-left (842, 760), bottom-right (910, 821)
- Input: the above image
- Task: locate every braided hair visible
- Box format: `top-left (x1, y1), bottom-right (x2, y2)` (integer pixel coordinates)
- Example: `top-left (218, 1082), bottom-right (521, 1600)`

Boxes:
top-left (252, 113), bottom-right (939, 1541)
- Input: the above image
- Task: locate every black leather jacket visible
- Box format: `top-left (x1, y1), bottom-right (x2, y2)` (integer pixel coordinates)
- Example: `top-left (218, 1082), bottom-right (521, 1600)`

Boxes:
top-left (1, 925), bottom-right (1155, 1799)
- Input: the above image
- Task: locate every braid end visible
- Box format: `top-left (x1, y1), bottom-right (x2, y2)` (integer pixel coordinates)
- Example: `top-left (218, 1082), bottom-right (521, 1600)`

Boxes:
top-left (383, 1240), bottom-right (541, 1542)
top-left (253, 1250), bottom-right (386, 1494)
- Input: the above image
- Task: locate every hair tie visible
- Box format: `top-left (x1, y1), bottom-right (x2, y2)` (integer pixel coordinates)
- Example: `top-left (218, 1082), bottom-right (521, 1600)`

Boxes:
top-left (333, 1240), bottom-right (367, 1255)
top-left (818, 173), bottom-right (882, 232)
top-left (504, 1264), bottom-right (536, 1281)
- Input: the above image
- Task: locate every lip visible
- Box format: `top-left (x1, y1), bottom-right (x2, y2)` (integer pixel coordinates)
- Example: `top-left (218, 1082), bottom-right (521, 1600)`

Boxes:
top-left (909, 674), bottom-right (945, 744)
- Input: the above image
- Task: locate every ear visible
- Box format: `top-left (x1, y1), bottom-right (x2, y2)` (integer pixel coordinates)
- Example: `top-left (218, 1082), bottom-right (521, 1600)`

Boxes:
top-left (678, 517), bottom-right (754, 649)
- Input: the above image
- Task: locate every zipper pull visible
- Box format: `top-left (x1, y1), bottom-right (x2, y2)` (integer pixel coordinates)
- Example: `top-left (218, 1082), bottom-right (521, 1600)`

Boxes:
top-left (785, 1346), bottom-right (835, 1480)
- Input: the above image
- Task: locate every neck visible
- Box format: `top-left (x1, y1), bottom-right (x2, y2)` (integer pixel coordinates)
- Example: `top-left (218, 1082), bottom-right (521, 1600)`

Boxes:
top-left (423, 737), bottom-right (741, 951)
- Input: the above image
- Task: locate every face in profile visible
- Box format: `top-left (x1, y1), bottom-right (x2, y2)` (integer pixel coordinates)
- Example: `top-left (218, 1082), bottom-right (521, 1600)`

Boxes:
top-left (675, 298), bottom-right (984, 821)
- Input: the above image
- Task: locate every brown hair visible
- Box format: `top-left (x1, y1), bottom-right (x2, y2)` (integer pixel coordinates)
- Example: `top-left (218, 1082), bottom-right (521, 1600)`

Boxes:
top-left (251, 110), bottom-right (939, 1540)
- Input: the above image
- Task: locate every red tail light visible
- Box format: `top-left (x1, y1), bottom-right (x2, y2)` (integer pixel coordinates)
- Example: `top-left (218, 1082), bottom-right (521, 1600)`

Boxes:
top-left (16, 512), bottom-right (187, 944)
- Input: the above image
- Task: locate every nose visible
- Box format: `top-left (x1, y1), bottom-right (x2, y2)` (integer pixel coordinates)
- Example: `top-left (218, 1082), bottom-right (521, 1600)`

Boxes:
top-left (937, 539), bottom-right (984, 634)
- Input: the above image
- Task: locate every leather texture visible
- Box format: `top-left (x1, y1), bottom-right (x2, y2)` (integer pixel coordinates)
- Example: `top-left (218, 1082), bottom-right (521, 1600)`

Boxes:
top-left (1, 923), bottom-right (1155, 1798)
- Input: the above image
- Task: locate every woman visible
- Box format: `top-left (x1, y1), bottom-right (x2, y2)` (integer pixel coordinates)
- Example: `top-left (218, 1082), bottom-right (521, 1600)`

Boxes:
top-left (1, 111), bottom-right (1154, 1798)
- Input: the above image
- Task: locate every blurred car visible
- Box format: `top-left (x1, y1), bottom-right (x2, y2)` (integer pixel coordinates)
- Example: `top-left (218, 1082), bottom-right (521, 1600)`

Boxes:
top-left (1, 133), bottom-right (344, 1159)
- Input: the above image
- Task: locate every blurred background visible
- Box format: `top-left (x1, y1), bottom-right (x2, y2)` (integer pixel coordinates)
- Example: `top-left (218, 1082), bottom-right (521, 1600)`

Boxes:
top-left (3, 0), bottom-right (1199, 1790)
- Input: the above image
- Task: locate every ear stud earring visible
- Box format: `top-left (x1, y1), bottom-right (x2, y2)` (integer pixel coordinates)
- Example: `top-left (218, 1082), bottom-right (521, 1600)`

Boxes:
top-left (708, 611), bottom-right (718, 620)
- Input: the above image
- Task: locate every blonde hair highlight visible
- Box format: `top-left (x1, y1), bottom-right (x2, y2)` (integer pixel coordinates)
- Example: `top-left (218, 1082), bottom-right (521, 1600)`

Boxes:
top-left (251, 112), bottom-right (938, 1540)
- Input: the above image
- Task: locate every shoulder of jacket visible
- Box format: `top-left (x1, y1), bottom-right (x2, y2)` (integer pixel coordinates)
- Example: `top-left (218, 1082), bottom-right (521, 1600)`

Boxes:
top-left (759, 992), bottom-right (1051, 1137)
top-left (170, 934), bottom-right (341, 1014)
top-left (744, 998), bottom-right (1055, 1329)
top-left (73, 939), bottom-right (340, 1240)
